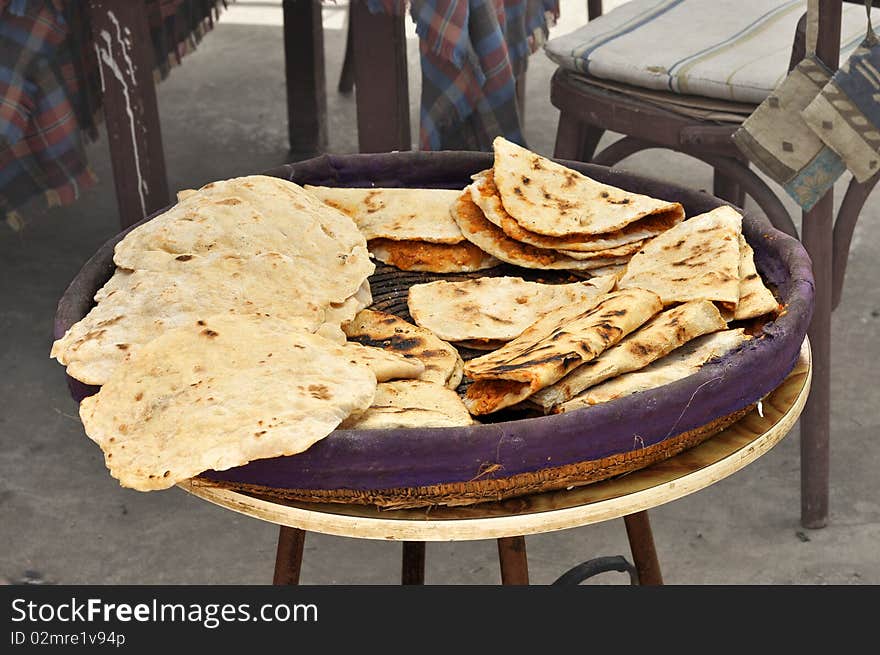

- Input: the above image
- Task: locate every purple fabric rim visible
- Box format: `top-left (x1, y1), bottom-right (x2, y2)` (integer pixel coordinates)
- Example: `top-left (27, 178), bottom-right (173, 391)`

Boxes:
top-left (53, 151), bottom-right (814, 492)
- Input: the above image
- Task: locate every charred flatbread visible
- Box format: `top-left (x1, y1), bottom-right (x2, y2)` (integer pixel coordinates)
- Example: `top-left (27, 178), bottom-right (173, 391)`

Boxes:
top-left (531, 300), bottom-right (726, 410)
top-left (491, 137), bottom-right (685, 237)
top-left (342, 309), bottom-right (463, 388)
top-left (730, 234), bottom-right (779, 321)
top-left (463, 288), bottom-right (663, 414)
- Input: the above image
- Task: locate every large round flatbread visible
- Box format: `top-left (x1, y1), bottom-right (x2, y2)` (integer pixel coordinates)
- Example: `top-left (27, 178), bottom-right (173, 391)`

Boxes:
top-left (342, 309), bottom-right (463, 388)
top-left (492, 137), bottom-right (685, 237)
top-left (51, 253), bottom-right (354, 386)
top-left (304, 186), bottom-right (465, 243)
top-left (470, 169), bottom-right (680, 251)
top-left (78, 314), bottom-right (379, 491)
top-left (340, 380), bottom-right (474, 430)
top-left (368, 238), bottom-right (499, 273)
top-left (114, 175), bottom-right (374, 306)
top-left (407, 275), bottom-right (616, 343)
top-left (617, 206), bottom-right (743, 307)
top-left (450, 190), bottom-right (624, 271)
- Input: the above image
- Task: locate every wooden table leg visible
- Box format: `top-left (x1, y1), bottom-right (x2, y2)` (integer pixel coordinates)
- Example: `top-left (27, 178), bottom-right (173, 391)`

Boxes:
top-left (497, 536), bottom-right (529, 585)
top-left (273, 526), bottom-right (306, 585)
top-left (623, 512), bottom-right (663, 585)
top-left (350, 0), bottom-right (411, 152)
top-left (800, 193), bottom-right (833, 529)
top-left (87, 0), bottom-right (170, 229)
top-left (283, 0), bottom-right (327, 158)
top-left (401, 541), bottom-right (426, 585)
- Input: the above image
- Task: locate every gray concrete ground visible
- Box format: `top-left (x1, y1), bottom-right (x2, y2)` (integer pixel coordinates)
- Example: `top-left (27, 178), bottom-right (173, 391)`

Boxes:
top-left (1, 1), bottom-right (878, 585)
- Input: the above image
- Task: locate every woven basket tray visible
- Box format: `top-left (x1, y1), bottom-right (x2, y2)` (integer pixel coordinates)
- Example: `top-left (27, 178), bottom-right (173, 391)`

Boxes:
top-left (54, 151), bottom-right (814, 509)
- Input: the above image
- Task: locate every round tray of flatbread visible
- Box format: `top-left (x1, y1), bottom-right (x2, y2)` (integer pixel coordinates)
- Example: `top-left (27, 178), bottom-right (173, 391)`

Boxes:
top-left (55, 151), bottom-right (814, 508)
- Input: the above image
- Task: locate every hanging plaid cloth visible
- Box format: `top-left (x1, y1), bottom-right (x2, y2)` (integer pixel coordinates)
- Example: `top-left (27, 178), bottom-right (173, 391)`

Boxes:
top-left (367, 0), bottom-right (559, 151)
top-left (0, 0), bottom-right (229, 230)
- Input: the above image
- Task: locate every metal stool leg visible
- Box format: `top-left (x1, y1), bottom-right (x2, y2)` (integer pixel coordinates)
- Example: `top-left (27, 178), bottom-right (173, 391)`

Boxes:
top-left (623, 511), bottom-right (663, 585)
top-left (497, 536), bottom-right (529, 585)
top-left (273, 526), bottom-right (306, 585)
top-left (401, 541), bottom-right (426, 585)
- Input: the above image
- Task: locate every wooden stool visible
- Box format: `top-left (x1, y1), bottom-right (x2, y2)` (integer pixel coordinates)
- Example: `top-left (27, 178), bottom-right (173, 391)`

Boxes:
top-left (271, 511), bottom-right (663, 586)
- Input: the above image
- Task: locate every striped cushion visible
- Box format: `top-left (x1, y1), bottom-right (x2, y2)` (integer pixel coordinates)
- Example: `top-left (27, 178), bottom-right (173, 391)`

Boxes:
top-left (545, 0), bottom-right (880, 104)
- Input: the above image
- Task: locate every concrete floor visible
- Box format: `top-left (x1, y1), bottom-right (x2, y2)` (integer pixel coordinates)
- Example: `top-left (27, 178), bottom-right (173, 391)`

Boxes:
top-left (1, 1), bottom-right (878, 585)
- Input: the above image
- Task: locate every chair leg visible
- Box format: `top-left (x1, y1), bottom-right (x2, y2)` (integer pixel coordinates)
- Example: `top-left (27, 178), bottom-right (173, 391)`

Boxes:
top-left (283, 0), bottom-right (328, 157)
top-left (515, 71), bottom-right (527, 125)
top-left (553, 113), bottom-right (604, 161)
top-left (401, 541), bottom-right (426, 585)
top-left (273, 526), bottom-right (306, 584)
top-left (713, 169), bottom-right (746, 209)
top-left (623, 511), bottom-right (663, 585)
top-left (497, 536), bottom-right (529, 585)
top-left (338, 5), bottom-right (355, 94)
top-left (800, 194), bottom-right (834, 529)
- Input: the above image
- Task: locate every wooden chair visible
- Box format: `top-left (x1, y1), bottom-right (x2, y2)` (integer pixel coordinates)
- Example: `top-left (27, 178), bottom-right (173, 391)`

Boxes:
top-left (548, 0), bottom-right (876, 529)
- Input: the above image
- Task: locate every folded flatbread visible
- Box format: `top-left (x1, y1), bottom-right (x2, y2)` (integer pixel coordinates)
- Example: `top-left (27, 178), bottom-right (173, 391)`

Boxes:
top-left (339, 380), bottom-right (474, 429)
top-left (304, 186), bottom-right (465, 243)
top-left (617, 206), bottom-right (743, 307)
top-left (530, 300), bottom-right (726, 410)
top-left (451, 191), bottom-right (626, 271)
top-left (463, 288), bottom-right (663, 414)
top-left (78, 314), bottom-right (379, 491)
top-left (343, 309), bottom-right (463, 388)
top-left (407, 275), bottom-right (616, 343)
top-left (555, 329), bottom-right (750, 413)
top-left (729, 234), bottom-right (779, 321)
top-left (368, 238), bottom-right (499, 273)
top-left (470, 169), bottom-right (680, 251)
top-left (491, 137), bottom-right (685, 237)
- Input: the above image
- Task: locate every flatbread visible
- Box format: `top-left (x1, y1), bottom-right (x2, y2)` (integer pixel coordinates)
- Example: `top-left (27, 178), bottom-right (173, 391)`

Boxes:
top-left (407, 275), bottom-right (617, 342)
top-left (556, 240), bottom-right (647, 260)
top-left (304, 186), bottom-right (465, 243)
top-left (342, 309), bottom-right (463, 388)
top-left (491, 137), bottom-right (685, 237)
top-left (368, 238), bottom-right (499, 273)
top-left (323, 280), bottom-right (373, 330)
top-left (556, 329), bottom-right (750, 413)
top-left (78, 314), bottom-right (378, 491)
top-left (617, 206), bottom-right (743, 307)
top-left (530, 300), bottom-right (726, 410)
top-left (52, 253), bottom-right (340, 385)
top-left (339, 380), bottom-right (475, 429)
top-left (463, 288), bottom-right (663, 414)
top-left (453, 339), bottom-right (508, 351)
top-left (337, 341), bottom-right (425, 382)
top-left (731, 234), bottom-right (779, 321)
top-left (115, 176), bottom-right (374, 307)
top-left (470, 169), bottom-right (680, 251)
top-left (450, 191), bottom-right (624, 271)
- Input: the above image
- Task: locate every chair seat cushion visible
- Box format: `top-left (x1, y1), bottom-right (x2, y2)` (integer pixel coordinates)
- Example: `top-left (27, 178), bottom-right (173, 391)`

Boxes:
top-left (545, 0), bottom-right (879, 104)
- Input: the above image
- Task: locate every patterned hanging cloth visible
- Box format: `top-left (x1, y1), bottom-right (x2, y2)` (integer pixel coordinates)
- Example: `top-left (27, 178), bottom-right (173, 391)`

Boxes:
top-left (0, 0), bottom-right (230, 230)
top-left (801, 0), bottom-right (880, 183)
top-left (732, 0), bottom-right (847, 212)
top-left (368, 0), bottom-right (559, 151)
